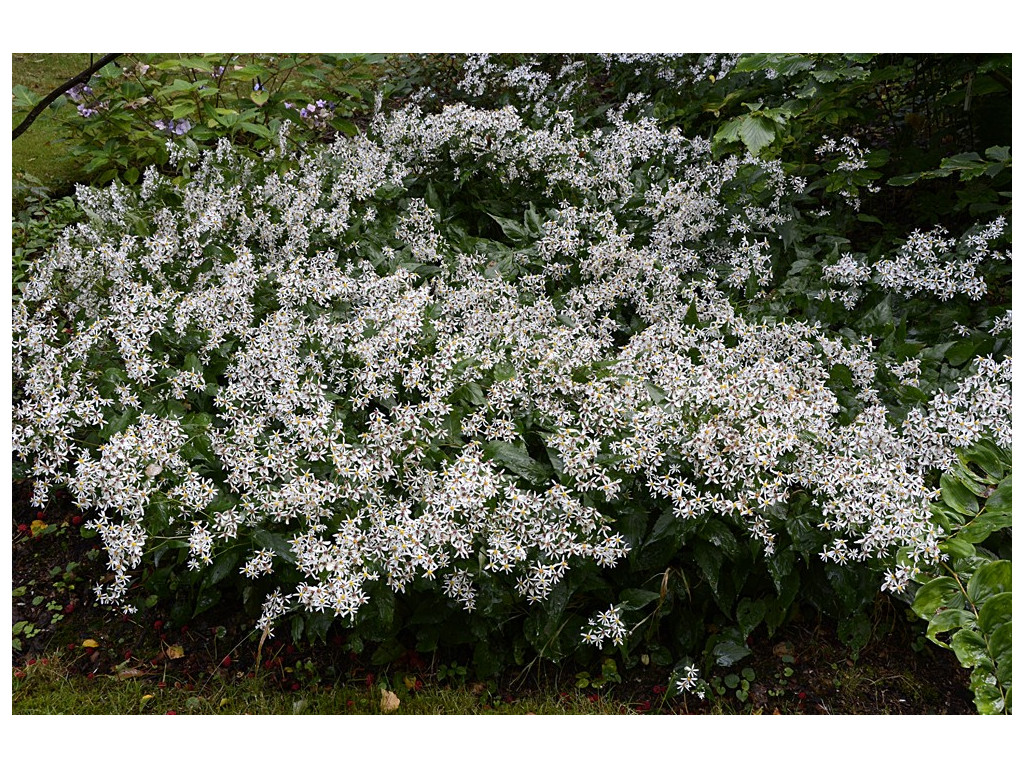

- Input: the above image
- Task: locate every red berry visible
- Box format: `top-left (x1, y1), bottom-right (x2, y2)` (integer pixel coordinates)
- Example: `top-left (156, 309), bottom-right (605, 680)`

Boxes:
top-left (347, 700), bottom-right (354, 708)
top-left (71, 516), bottom-right (83, 526)
top-left (166, 710), bottom-right (177, 715)
top-left (291, 683), bottom-right (300, 691)
top-left (27, 659), bottom-right (36, 666)
top-left (124, 650), bottom-right (132, 660)
top-left (221, 655), bottom-right (232, 668)
top-left (17, 524), bottom-right (28, 533)
top-left (36, 511), bottom-right (46, 521)
top-left (153, 620), bottom-right (164, 631)
top-left (64, 603), bottom-right (75, 614)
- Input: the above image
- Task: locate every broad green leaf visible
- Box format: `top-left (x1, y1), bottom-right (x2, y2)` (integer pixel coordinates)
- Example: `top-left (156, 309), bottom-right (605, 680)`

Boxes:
top-left (618, 588), bottom-right (661, 611)
top-left (484, 441), bottom-right (549, 484)
top-left (926, 608), bottom-right (974, 646)
top-left (737, 115), bottom-right (776, 156)
top-left (712, 631), bottom-right (752, 666)
top-left (912, 576), bottom-right (962, 619)
top-left (951, 628), bottom-right (992, 669)
top-left (736, 598), bottom-right (767, 638)
top-left (967, 561), bottom-right (1011, 606)
top-left (989, 623), bottom-right (1011, 685)
top-left (985, 476), bottom-right (1011, 515)
top-left (977, 593), bottom-right (1011, 635)
top-left (969, 670), bottom-right (1007, 714)
top-left (13, 84), bottom-right (40, 108)
top-left (941, 474), bottom-right (979, 516)
top-left (957, 510), bottom-right (1012, 544)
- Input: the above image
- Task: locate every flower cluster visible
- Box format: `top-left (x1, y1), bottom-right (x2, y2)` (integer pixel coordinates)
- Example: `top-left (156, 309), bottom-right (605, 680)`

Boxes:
top-left (12, 94), bottom-right (1011, 639)
top-left (581, 605), bottom-right (628, 648)
top-left (874, 218), bottom-right (1008, 301)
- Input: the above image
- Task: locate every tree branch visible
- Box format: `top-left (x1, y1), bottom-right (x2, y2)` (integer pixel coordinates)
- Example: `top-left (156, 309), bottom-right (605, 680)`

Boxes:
top-left (12, 53), bottom-right (124, 141)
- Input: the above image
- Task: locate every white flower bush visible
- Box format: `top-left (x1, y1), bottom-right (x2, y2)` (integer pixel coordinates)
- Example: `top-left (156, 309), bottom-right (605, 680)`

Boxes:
top-left (12, 91), bottom-right (1011, 645)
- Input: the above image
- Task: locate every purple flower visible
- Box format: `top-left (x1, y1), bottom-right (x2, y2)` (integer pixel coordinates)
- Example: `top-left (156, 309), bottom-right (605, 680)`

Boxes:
top-left (153, 118), bottom-right (192, 136)
top-left (66, 83), bottom-right (93, 102)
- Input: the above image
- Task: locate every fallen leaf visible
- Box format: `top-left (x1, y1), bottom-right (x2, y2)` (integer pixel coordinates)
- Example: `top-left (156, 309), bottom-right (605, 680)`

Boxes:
top-left (82, 639), bottom-right (100, 648)
top-left (772, 641), bottom-right (794, 658)
top-left (30, 520), bottom-right (48, 535)
top-left (166, 645), bottom-right (185, 659)
top-left (402, 674), bottom-right (417, 691)
top-left (116, 668), bottom-right (148, 680)
top-left (380, 689), bottom-right (400, 713)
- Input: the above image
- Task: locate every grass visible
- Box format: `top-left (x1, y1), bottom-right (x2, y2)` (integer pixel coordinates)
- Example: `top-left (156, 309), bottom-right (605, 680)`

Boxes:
top-left (12, 53), bottom-right (95, 196)
top-left (12, 651), bottom-right (627, 715)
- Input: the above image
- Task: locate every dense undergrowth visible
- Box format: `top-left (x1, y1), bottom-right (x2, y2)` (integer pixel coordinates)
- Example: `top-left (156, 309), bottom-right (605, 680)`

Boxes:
top-left (11, 52), bottom-right (1012, 714)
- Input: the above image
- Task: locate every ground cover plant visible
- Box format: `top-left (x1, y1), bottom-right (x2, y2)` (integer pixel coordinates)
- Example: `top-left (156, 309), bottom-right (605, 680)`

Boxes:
top-left (11, 52), bottom-right (1012, 714)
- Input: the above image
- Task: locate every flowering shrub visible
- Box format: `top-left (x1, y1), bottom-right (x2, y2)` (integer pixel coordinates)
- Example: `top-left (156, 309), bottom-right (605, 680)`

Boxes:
top-left (12, 54), bottom-right (1011, 696)
top-left (21, 53), bottom-right (382, 185)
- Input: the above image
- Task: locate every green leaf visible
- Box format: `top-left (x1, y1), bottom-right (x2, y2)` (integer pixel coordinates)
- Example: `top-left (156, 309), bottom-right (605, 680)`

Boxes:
top-left (989, 623), bottom-right (1011, 685)
top-left (969, 667), bottom-right (1007, 714)
top-left (977, 593), bottom-right (1011, 636)
top-left (736, 598), bottom-right (766, 638)
top-left (251, 89), bottom-right (269, 106)
top-left (985, 476), bottom-right (1011, 515)
top-left (941, 474), bottom-right (979, 516)
top-left (967, 561), bottom-right (1011, 606)
top-left (912, 576), bottom-right (963, 619)
top-left (951, 628), bottom-right (992, 669)
top-left (711, 629), bottom-right (751, 666)
top-left (618, 588), bottom-right (661, 612)
top-left (926, 608), bottom-right (974, 646)
top-left (13, 84), bottom-right (40, 108)
top-left (957, 509), bottom-right (1012, 544)
top-left (483, 441), bottom-right (549, 485)
top-left (251, 529), bottom-right (297, 565)
top-left (737, 115), bottom-right (777, 156)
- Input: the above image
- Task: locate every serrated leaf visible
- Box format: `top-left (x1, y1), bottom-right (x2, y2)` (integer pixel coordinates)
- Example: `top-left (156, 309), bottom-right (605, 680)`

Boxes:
top-left (737, 115), bottom-right (777, 156)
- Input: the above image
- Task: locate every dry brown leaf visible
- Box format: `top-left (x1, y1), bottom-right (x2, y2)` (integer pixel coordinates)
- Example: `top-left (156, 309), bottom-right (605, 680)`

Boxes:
top-left (116, 668), bottom-right (148, 680)
top-left (772, 641), bottom-right (794, 658)
top-left (380, 689), bottom-right (400, 713)
top-left (166, 644), bottom-right (185, 659)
